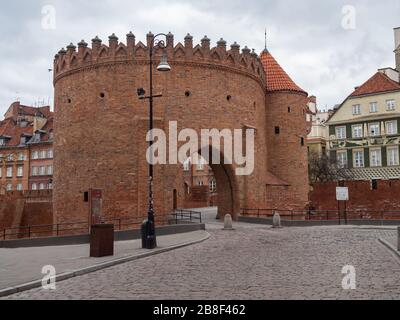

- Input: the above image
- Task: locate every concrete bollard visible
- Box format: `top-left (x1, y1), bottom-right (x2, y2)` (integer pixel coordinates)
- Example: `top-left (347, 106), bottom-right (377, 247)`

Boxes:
top-left (272, 211), bottom-right (281, 228)
top-left (224, 214), bottom-right (233, 230)
top-left (398, 227), bottom-right (400, 252)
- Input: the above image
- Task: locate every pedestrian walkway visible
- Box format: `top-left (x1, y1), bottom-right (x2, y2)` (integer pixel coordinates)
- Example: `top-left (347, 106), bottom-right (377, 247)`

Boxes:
top-left (4, 225), bottom-right (400, 300)
top-left (0, 230), bottom-right (209, 293)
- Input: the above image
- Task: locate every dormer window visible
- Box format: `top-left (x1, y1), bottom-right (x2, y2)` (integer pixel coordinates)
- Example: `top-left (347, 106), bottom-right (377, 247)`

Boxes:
top-left (0, 136), bottom-right (11, 146)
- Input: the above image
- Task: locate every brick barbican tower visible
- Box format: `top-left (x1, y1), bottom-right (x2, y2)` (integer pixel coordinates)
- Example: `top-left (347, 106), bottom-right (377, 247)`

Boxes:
top-left (52, 32), bottom-right (310, 226)
top-left (261, 47), bottom-right (310, 210)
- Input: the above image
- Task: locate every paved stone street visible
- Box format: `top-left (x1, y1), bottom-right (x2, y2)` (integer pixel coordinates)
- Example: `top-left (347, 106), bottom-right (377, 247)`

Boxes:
top-left (0, 230), bottom-right (208, 291)
top-left (3, 216), bottom-right (400, 300)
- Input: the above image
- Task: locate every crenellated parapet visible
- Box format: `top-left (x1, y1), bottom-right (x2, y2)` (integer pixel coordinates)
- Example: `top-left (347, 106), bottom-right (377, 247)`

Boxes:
top-left (53, 32), bottom-right (265, 84)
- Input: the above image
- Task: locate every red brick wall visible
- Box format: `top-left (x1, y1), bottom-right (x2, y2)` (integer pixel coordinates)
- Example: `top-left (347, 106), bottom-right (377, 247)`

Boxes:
top-left (52, 33), bottom-right (311, 226)
top-left (266, 92), bottom-right (310, 210)
top-left (53, 34), bottom-right (269, 224)
top-left (0, 191), bottom-right (53, 236)
top-left (310, 180), bottom-right (400, 212)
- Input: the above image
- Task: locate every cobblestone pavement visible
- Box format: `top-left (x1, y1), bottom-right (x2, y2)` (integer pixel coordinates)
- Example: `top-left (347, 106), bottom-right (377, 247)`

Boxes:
top-left (3, 223), bottom-right (400, 300)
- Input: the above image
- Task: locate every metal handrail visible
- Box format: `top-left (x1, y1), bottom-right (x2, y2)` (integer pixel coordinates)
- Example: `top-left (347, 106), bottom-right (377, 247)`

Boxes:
top-left (171, 209), bottom-right (202, 224)
top-left (240, 208), bottom-right (400, 222)
top-left (0, 216), bottom-right (145, 241)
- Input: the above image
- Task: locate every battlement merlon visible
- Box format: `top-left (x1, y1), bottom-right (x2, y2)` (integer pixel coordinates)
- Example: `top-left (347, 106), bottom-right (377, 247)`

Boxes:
top-left (53, 32), bottom-right (265, 82)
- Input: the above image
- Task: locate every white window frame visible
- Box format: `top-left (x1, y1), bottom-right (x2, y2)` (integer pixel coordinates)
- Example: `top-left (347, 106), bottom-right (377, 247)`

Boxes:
top-left (40, 150), bottom-right (46, 159)
top-left (369, 148), bottom-right (382, 167)
top-left (18, 153), bottom-right (25, 161)
top-left (368, 123), bottom-right (380, 137)
top-left (209, 179), bottom-right (217, 193)
top-left (39, 183), bottom-right (46, 190)
top-left (6, 184), bottom-right (12, 191)
top-left (47, 149), bottom-right (54, 159)
top-left (387, 147), bottom-right (399, 166)
top-left (17, 166), bottom-right (23, 177)
top-left (337, 151), bottom-right (348, 168)
top-left (47, 166), bottom-right (53, 175)
top-left (32, 151), bottom-right (39, 160)
top-left (39, 166), bottom-right (46, 176)
top-left (0, 168), bottom-right (2, 178)
top-left (197, 158), bottom-right (205, 171)
top-left (352, 104), bottom-right (361, 115)
top-left (16, 184), bottom-right (23, 191)
top-left (386, 99), bottom-right (396, 111)
top-left (32, 166), bottom-right (38, 176)
top-left (352, 124), bottom-right (363, 138)
top-left (335, 126), bottom-right (346, 140)
top-left (353, 149), bottom-right (365, 168)
top-left (385, 120), bottom-right (398, 135)
top-left (32, 183), bottom-right (37, 191)
top-left (6, 167), bottom-right (13, 178)
top-left (369, 102), bottom-right (378, 113)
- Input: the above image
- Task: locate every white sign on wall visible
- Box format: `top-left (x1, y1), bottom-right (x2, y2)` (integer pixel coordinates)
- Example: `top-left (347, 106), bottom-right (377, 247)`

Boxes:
top-left (336, 187), bottom-right (349, 201)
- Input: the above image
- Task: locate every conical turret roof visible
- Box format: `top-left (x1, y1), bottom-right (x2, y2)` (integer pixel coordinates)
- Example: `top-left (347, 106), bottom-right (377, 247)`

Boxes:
top-left (260, 50), bottom-right (306, 94)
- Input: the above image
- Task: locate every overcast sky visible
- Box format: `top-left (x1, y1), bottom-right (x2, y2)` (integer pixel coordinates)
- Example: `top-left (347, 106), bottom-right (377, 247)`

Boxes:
top-left (0, 0), bottom-right (399, 115)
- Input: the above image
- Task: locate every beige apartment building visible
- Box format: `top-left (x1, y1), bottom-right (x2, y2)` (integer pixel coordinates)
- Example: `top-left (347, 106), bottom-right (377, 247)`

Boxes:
top-left (326, 28), bottom-right (400, 180)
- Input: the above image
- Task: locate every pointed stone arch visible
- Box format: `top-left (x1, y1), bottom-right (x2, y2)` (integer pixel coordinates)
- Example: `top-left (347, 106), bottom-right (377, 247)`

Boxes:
top-left (115, 45), bottom-right (128, 58)
top-left (98, 47), bottom-right (108, 59)
top-left (210, 50), bottom-right (221, 61)
top-left (193, 45), bottom-right (204, 59)
top-left (174, 43), bottom-right (186, 59)
top-left (83, 52), bottom-right (92, 64)
top-left (134, 42), bottom-right (147, 57)
top-left (70, 55), bottom-right (78, 67)
top-left (227, 54), bottom-right (235, 65)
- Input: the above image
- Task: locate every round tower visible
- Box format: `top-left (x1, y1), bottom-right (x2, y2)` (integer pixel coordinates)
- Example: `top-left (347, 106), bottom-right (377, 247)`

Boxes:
top-left (261, 48), bottom-right (310, 210)
top-left (52, 32), bottom-right (269, 224)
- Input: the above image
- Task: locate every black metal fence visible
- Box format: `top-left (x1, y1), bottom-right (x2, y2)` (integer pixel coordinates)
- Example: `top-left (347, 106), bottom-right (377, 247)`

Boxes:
top-left (0, 216), bottom-right (146, 241)
top-left (240, 208), bottom-right (400, 222)
top-left (170, 209), bottom-right (202, 224)
top-left (0, 211), bottom-right (204, 241)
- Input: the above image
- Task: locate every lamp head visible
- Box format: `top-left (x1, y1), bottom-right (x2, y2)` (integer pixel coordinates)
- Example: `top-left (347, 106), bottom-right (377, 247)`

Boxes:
top-left (157, 55), bottom-right (171, 72)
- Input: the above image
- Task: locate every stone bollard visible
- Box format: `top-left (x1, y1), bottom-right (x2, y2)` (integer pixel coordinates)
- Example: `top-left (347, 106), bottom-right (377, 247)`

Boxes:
top-left (398, 227), bottom-right (400, 252)
top-left (272, 211), bottom-right (282, 228)
top-left (224, 214), bottom-right (234, 230)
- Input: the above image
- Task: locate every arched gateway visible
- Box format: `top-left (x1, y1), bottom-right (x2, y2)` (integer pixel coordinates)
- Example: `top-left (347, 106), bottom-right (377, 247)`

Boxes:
top-left (52, 32), bottom-right (310, 226)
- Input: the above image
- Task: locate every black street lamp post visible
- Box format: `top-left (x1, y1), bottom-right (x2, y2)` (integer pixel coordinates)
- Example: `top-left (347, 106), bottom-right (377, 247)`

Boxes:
top-left (138, 33), bottom-right (171, 249)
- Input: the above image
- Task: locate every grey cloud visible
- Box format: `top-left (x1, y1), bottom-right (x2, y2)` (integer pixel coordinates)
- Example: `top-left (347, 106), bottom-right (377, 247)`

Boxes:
top-left (0, 0), bottom-right (399, 113)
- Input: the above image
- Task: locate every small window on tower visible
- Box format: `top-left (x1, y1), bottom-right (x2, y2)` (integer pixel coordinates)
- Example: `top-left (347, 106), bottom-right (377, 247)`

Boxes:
top-left (288, 107), bottom-right (291, 113)
top-left (301, 137), bottom-right (305, 146)
top-left (275, 127), bottom-right (280, 135)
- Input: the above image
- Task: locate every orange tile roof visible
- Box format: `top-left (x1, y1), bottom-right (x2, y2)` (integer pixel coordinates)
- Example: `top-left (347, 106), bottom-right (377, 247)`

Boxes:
top-left (260, 50), bottom-right (306, 94)
top-left (0, 118), bottom-right (33, 147)
top-left (349, 72), bottom-right (400, 97)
